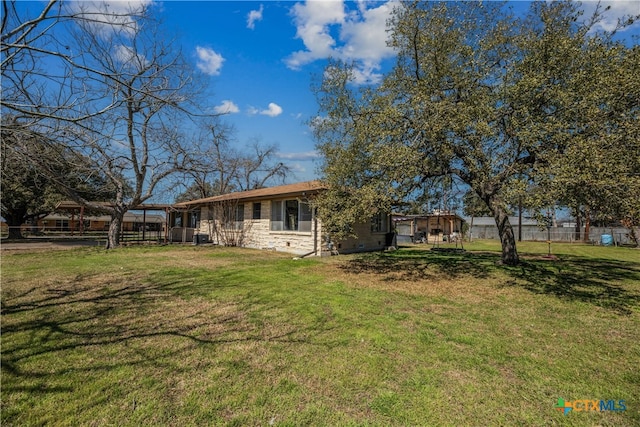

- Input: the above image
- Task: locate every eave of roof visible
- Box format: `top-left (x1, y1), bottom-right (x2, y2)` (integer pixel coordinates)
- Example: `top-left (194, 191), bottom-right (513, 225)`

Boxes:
top-left (56, 201), bottom-right (172, 210)
top-left (175, 180), bottom-right (327, 207)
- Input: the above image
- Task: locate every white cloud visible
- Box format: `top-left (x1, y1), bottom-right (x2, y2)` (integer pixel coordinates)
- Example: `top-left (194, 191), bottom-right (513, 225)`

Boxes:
top-left (581, 1), bottom-right (640, 33)
top-left (340, 2), bottom-right (396, 63)
top-left (247, 103), bottom-right (282, 117)
top-left (195, 46), bottom-right (224, 76)
top-left (285, 0), bottom-right (397, 84)
top-left (113, 44), bottom-right (149, 70)
top-left (261, 102), bottom-right (283, 117)
top-left (289, 163), bottom-right (309, 174)
top-left (286, 0), bottom-right (346, 70)
top-left (277, 151), bottom-right (321, 161)
top-left (213, 100), bottom-right (240, 114)
top-left (67, 0), bottom-right (153, 38)
top-left (348, 61), bottom-right (385, 85)
top-left (247, 4), bottom-right (264, 29)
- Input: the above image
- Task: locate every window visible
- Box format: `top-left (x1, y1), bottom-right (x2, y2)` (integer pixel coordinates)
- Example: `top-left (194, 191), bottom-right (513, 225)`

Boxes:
top-left (189, 211), bottom-right (200, 228)
top-left (235, 204), bottom-right (245, 222)
top-left (285, 200), bottom-right (298, 230)
top-left (172, 213), bottom-right (182, 227)
top-left (271, 201), bottom-right (283, 230)
top-left (252, 202), bottom-right (261, 220)
top-left (270, 199), bottom-right (312, 232)
top-left (371, 212), bottom-right (388, 233)
top-left (299, 202), bottom-right (312, 232)
top-left (224, 203), bottom-right (244, 229)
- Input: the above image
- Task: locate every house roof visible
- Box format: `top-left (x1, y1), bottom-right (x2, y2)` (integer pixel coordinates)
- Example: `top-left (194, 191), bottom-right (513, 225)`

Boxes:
top-left (175, 180), bottom-right (327, 207)
top-left (56, 201), bottom-right (172, 210)
top-left (41, 212), bottom-right (165, 223)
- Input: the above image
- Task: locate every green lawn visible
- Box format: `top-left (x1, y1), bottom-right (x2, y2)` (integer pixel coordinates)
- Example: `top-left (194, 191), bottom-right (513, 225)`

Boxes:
top-left (2, 241), bottom-right (639, 426)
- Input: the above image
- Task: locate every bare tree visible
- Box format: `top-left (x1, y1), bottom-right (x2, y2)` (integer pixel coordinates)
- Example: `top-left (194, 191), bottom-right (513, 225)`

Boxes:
top-left (2, 1), bottom-right (209, 248)
top-left (175, 117), bottom-right (291, 201)
top-left (1, 0), bottom-right (144, 127)
top-left (237, 138), bottom-right (289, 191)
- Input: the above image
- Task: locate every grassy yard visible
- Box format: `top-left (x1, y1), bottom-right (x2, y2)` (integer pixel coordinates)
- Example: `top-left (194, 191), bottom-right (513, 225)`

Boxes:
top-left (1, 241), bottom-right (639, 426)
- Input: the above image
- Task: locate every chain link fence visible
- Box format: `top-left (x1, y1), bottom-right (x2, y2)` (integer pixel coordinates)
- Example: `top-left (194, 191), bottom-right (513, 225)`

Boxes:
top-left (469, 225), bottom-right (635, 245)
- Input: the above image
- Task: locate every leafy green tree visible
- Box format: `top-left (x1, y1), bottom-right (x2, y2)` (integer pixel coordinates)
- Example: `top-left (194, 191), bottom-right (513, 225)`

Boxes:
top-left (315, 2), bottom-right (528, 264)
top-left (462, 189), bottom-right (492, 219)
top-left (1, 138), bottom-right (60, 239)
top-left (571, 45), bottom-right (639, 244)
top-left (314, 1), bottom-right (638, 263)
top-left (511, 3), bottom-right (640, 244)
top-left (1, 122), bottom-right (116, 238)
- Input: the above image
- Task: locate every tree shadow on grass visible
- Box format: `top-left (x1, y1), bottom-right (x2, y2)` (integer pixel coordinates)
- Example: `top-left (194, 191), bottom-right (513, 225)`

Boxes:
top-left (342, 249), bottom-right (500, 282)
top-left (502, 255), bottom-right (640, 315)
top-left (341, 249), bottom-right (640, 315)
top-left (1, 271), bottom-right (338, 401)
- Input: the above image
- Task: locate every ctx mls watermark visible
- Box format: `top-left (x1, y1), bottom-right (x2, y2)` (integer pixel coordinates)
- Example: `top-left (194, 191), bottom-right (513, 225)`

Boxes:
top-left (555, 398), bottom-right (626, 415)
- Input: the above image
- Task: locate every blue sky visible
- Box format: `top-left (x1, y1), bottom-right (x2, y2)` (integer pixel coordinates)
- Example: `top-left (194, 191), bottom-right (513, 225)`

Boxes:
top-left (12, 0), bottom-right (640, 187)
top-left (156, 0), bottom-right (639, 184)
top-left (158, 1), bottom-right (401, 183)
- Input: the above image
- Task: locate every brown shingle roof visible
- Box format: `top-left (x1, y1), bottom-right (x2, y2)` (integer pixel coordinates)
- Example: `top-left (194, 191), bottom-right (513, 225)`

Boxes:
top-left (174, 180), bottom-right (326, 207)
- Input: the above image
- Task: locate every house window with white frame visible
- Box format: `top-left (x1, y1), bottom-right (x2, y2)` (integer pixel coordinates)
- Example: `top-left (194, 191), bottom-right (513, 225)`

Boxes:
top-left (270, 199), bottom-right (312, 232)
top-left (223, 203), bottom-right (244, 229)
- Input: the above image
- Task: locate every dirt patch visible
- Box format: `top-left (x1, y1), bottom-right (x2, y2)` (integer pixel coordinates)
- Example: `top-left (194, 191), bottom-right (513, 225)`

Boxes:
top-left (1, 239), bottom-right (104, 251)
top-left (311, 258), bottom-right (513, 303)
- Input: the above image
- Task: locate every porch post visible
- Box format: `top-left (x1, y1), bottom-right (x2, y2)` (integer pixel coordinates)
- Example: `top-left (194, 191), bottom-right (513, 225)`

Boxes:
top-left (80, 206), bottom-right (85, 235)
top-left (165, 207), bottom-right (169, 243)
top-left (142, 209), bottom-right (147, 241)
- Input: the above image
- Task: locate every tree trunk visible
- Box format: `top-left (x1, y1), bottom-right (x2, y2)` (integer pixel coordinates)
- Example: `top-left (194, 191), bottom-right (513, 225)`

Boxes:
top-left (105, 210), bottom-right (125, 249)
top-left (583, 208), bottom-right (591, 243)
top-left (518, 199), bottom-right (522, 242)
top-left (621, 219), bottom-right (640, 248)
top-left (629, 227), bottom-right (639, 248)
top-left (489, 201), bottom-right (519, 265)
top-left (6, 215), bottom-right (24, 239)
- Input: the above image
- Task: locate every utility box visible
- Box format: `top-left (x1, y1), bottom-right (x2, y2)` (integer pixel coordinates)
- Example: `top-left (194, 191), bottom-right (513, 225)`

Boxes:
top-left (193, 234), bottom-right (209, 245)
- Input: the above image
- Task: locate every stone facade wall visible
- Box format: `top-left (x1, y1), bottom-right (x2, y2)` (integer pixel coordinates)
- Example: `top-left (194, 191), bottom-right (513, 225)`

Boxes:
top-left (333, 222), bottom-right (389, 254)
top-left (197, 200), bottom-right (321, 256)
top-left (196, 200), bottom-right (389, 256)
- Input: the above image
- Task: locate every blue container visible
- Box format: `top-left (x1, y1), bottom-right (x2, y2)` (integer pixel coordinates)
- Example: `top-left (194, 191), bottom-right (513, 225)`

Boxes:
top-left (600, 234), bottom-right (613, 246)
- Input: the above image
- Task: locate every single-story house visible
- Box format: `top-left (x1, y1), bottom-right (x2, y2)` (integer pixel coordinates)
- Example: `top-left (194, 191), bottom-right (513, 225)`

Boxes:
top-left (393, 211), bottom-right (465, 244)
top-left (173, 181), bottom-right (394, 256)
